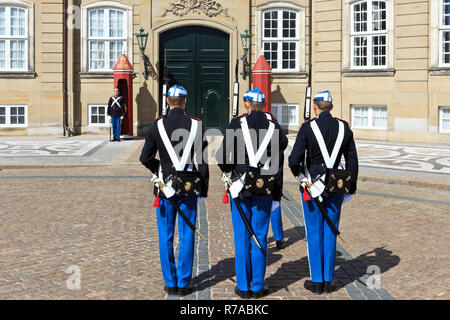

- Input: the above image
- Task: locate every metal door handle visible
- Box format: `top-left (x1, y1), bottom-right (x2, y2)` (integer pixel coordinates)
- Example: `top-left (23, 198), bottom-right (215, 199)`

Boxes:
top-left (201, 107), bottom-right (205, 115)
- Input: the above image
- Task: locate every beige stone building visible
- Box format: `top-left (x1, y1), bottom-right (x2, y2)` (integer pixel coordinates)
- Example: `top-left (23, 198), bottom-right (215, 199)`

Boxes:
top-left (0, 0), bottom-right (449, 144)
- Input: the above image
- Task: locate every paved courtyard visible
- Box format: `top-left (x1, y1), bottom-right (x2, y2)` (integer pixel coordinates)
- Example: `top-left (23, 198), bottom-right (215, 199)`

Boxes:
top-left (0, 136), bottom-right (449, 300)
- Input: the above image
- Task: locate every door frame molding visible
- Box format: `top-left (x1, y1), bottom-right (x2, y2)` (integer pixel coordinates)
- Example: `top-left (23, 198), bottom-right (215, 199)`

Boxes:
top-left (152, 18), bottom-right (238, 121)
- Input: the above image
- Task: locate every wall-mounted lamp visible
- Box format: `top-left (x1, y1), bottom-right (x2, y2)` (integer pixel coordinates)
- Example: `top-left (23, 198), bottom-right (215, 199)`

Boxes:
top-left (135, 27), bottom-right (157, 80)
top-left (240, 29), bottom-right (252, 79)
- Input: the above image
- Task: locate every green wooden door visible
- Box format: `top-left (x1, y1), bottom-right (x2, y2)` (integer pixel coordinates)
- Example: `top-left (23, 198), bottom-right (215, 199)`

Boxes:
top-left (160, 26), bottom-right (229, 132)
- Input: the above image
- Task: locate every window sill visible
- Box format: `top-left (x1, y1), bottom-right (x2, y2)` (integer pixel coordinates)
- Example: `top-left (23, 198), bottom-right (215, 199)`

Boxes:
top-left (352, 127), bottom-right (388, 131)
top-left (429, 67), bottom-right (450, 76)
top-left (271, 72), bottom-right (308, 79)
top-left (79, 71), bottom-right (137, 79)
top-left (88, 124), bottom-right (109, 127)
top-left (342, 68), bottom-right (395, 77)
top-left (79, 71), bottom-right (115, 79)
top-left (0, 126), bottom-right (28, 129)
top-left (0, 71), bottom-right (37, 79)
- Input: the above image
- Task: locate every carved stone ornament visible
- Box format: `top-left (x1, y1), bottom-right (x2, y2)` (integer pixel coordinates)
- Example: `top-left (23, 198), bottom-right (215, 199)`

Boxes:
top-left (162, 0), bottom-right (229, 18)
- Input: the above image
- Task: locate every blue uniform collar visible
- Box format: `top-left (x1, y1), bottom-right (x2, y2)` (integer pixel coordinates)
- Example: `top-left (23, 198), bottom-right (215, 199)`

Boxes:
top-left (168, 107), bottom-right (185, 116)
top-left (248, 110), bottom-right (265, 116)
top-left (316, 111), bottom-right (332, 119)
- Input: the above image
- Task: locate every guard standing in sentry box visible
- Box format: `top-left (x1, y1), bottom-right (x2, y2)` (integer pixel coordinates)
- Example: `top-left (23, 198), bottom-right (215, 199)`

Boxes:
top-left (217, 88), bottom-right (288, 299)
top-left (288, 90), bottom-right (359, 295)
top-left (107, 88), bottom-right (125, 142)
top-left (242, 89), bottom-right (286, 250)
top-left (139, 85), bottom-right (209, 297)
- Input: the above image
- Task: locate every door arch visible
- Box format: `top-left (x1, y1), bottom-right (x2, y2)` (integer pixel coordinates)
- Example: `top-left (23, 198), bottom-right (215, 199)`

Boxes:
top-left (159, 26), bottom-right (230, 132)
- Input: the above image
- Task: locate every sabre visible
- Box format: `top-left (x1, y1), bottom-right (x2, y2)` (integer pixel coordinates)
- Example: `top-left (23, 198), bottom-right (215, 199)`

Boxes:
top-left (221, 173), bottom-right (263, 250)
top-left (150, 173), bottom-right (206, 241)
top-left (298, 174), bottom-right (346, 245)
top-left (281, 193), bottom-right (291, 201)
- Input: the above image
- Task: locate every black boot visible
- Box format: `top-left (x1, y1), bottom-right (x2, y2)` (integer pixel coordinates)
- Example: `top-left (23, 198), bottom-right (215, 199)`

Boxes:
top-left (324, 281), bottom-right (335, 293)
top-left (178, 285), bottom-right (194, 296)
top-left (276, 240), bottom-right (286, 249)
top-left (252, 285), bottom-right (270, 299)
top-left (164, 285), bottom-right (178, 295)
top-left (234, 286), bottom-right (251, 299)
top-left (304, 280), bottom-right (324, 295)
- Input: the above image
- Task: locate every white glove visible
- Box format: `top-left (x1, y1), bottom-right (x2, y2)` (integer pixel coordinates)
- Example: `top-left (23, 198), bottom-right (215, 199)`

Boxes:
top-left (150, 176), bottom-right (163, 185)
top-left (271, 201), bottom-right (280, 211)
top-left (197, 197), bottom-right (206, 203)
top-left (343, 194), bottom-right (353, 203)
top-left (221, 173), bottom-right (230, 185)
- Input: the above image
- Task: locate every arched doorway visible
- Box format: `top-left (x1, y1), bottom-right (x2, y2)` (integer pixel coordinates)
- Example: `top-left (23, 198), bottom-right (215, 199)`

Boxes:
top-left (159, 26), bottom-right (230, 133)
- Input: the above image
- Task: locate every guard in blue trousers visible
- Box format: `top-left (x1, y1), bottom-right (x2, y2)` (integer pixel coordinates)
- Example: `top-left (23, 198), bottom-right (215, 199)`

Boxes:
top-left (288, 90), bottom-right (358, 294)
top-left (140, 85), bottom-right (209, 296)
top-left (107, 88), bottom-right (125, 142)
top-left (242, 90), bottom-right (286, 250)
top-left (217, 88), bottom-right (288, 298)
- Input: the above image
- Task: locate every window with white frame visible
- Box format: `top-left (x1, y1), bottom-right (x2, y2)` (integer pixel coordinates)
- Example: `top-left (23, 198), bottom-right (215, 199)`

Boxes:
top-left (262, 9), bottom-right (299, 72)
top-left (271, 104), bottom-right (298, 126)
top-left (88, 7), bottom-right (126, 71)
top-left (440, 0), bottom-right (450, 66)
top-left (351, 0), bottom-right (387, 69)
top-left (0, 105), bottom-right (27, 127)
top-left (0, 5), bottom-right (27, 71)
top-left (89, 104), bottom-right (108, 126)
top-left (439, 107), bottom-right (450, 132)
top-left (351, 105), bottom-right (387, 129)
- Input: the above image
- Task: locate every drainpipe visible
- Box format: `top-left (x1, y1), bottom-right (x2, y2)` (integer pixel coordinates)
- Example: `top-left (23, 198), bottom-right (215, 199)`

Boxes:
top-left (62, 0), bottom-right (71, 136)
top-left (248, 0), bottom-right (252, 90)
top-left (309, 0), bottom-right (312, 66)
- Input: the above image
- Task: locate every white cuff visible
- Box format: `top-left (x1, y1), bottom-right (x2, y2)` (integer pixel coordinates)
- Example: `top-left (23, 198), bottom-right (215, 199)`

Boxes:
top-left (271, 201), bottom-right (280, 211)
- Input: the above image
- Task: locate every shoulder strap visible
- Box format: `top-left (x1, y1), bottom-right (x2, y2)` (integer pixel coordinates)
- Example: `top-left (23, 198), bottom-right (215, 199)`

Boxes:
top-left (111, 96), bottom-right (122, 108)
top-left (310, 119), bottom-right (344, 169)
top-left (240, 116), bottom-right (275, 168)
top-left (157, 118), bottom-right (198, 171)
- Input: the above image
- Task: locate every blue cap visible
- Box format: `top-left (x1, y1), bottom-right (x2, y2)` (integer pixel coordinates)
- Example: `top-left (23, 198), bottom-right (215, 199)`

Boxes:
top-left (243, 90), bottom-right (252, 100)
top-left (247, 88), bottom-right (266, 103)
top-left (313, 90), bottom-right (332, 102)
top-left (168, 85), bottom-right (187, 97)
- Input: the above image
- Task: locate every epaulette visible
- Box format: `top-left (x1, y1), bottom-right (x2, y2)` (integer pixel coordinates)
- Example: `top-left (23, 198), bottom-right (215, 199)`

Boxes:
top-left (235, 112), bottom-right (248, 119)
top-left (189, 115), bottom-right (202, 121)
top-left (154, 115), bottom-right (166, 121)
top-left (334, 117), bottom-right (348, 123)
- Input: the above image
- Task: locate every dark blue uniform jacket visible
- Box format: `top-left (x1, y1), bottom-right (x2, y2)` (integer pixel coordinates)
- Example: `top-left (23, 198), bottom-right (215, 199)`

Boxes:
top-left (140, 107), bottom-right (209, 198)
top-left (288, 111), bottom-right (359, 194)
top-left (107, 96), bottom-right (125, 118)
top-left (216, 110), bottom-right (288, 202)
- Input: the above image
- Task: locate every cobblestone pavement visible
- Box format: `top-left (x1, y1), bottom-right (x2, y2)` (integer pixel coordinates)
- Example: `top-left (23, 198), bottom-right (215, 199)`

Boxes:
top-left (0, 164), bottom-right (448, 300)
top-left (0, 136), bottom-right (142, 168)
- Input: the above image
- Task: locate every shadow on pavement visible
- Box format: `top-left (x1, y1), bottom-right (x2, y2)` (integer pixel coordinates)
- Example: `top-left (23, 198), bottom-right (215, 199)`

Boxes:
top-left (191, 227), bottom-right (301, 293)
top-left (334, 246), bottom-right (401, 291)
top-left (191, 220), bottom-right (400, 297)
